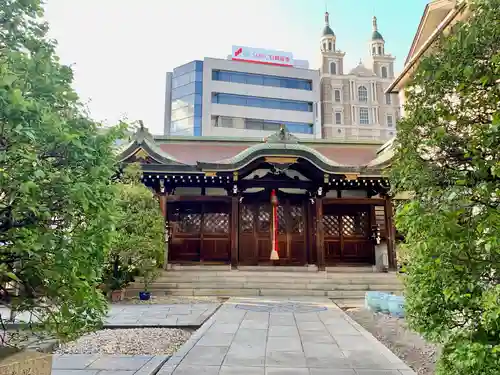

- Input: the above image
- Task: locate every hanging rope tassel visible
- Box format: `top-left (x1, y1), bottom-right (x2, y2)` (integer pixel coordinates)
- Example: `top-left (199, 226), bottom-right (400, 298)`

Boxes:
top-left (270, 189), bottom-right (279, 260)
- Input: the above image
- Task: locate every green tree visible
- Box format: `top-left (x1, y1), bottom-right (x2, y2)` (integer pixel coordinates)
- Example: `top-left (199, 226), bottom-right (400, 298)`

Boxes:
top-left (102, 163), bottom-right (164, 294)
top-left (0, 0), bottom-right (124, 343)
top-left (390, 0), bottom-right (500, 373)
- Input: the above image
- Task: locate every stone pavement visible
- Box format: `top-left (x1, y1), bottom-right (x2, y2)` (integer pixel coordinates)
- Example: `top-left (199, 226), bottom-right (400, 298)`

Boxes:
top-left (105, 303), bottom-right (219, 327)
top-left (52, 354), bottom-right (169, 375)
top-left (0, 303), bottom-right (219, 327)
top-left (158, 297), bottom-right (416, 375)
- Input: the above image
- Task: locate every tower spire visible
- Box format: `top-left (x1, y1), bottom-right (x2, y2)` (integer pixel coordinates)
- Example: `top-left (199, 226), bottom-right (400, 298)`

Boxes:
top-left (372, 16), bottom-right (378, 32)
top-left (325, 11), bottom-right (330, 25)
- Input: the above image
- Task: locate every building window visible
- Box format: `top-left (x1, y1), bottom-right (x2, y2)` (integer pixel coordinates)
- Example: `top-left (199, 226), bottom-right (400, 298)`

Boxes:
top-left (335, 112), bottom-right (342, 125)
top-left (170, 60), bottom-right (204, 136)
top-left (385, 93), bottom-right (391, 105)
top-left (378, 46), bottom-right (382, 55)
top-left (242, 118), bottom-right (313, 134)
top-left (328, 41), bottom-right (332, 51)
top-left (359, 108), bottom-right (369, 124)
top-left (214, 116), bottom-right (234, 128)
top-left (212, 93), bottom-right (313, 112)
top-left (381, 66), bottom-right (388, 78)
top-left (330, 62), bottom-right (337, 75)
top-left (358, 86), bottom-right (368, 102)
top-left (334, 89), bottom-right (341, 102)
top-left (212, 70), bottom-right (312, 90)
top-left (387, 115), bottom-right (393, 127)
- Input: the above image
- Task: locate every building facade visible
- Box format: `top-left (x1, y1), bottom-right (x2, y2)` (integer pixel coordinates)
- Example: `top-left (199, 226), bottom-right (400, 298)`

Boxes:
top-left (320, 13), bottom-right (401, 141)
top-left (164, 50), bottom-right (321, 139)
top-left (121, 124), bottom-right (396, 270)
top-left (386, 0), bottom-right (470, 110)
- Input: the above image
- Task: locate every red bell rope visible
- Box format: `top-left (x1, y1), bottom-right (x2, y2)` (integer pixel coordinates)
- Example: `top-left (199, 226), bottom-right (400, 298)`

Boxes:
top-left (270, 189), bottom-right (279, 260)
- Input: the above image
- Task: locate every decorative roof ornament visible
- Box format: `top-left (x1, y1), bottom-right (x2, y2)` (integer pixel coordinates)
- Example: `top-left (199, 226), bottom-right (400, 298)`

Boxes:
top-left (371, 16), bottom-right (384, 41)
top-left (134, 120), bottom-right (154, 145)
top-left (322, 11), bottom-right (335, 37)
top-left (264, 124), bottom-right (300, 144)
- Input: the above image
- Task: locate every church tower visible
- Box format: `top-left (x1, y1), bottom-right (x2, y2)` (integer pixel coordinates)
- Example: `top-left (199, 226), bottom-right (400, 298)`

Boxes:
top-left (320, 11), bottom-right (346, 76)
top-left (368, 16), bottom-right (395, 79)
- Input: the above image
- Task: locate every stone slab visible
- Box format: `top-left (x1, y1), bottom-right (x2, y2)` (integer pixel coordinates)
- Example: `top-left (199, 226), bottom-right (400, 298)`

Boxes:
top-left (104, 303), bottom-right (220, 327)
top-left (156, 296), bottom-right (416, 374)
top-left (1, 304), bottom-right (220, 329)
top-left (52, 355), bottom-right (169, 375)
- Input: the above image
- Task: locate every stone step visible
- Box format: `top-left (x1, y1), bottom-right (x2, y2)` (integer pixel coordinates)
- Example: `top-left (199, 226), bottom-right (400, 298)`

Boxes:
top-left (153, 276), bottom-right (401, 285)
top-left (168, 264), bottom-right (231, 271)
top-left (132, 281), bottom-right (403, 291)
top-left (237, 265), bottom-right (319, 272)
top-left (125, 287), bottom-right (386, 299)
top-left (156, 270), bottom-right (400, 279)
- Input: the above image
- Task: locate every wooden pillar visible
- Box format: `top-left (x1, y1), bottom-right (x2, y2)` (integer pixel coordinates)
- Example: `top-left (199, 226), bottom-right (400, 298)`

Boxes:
top-left (306, 200), bottom-right (313, 265)
top-left (315, 197), bottom-right (325, 271)
top-left (159, 194), bottom-right (169, 270)
top-left (230, 196), bottom-right (239, 269)
top-left (384, 196), bottom-right (396, 270)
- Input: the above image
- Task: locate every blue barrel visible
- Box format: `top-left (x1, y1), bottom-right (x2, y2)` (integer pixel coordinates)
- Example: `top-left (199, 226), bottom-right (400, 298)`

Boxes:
top-left (365, 291), bottom-right (387, 312)
top-left (379, 293), bottom-right (391, 314)
top-left (388, 295), bottom-right (405, 317)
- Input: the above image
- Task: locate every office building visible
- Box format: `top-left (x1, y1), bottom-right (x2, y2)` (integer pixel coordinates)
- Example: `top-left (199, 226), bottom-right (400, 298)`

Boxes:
top-left (164, 47), bottom-right (321, 139)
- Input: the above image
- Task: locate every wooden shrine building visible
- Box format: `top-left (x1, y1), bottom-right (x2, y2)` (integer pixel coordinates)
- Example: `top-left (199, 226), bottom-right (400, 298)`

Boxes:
top-left (119, 124), bottom-right (396, 271)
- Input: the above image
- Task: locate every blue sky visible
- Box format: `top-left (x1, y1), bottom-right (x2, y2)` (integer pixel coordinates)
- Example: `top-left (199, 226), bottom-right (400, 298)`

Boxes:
top-left (43, 0), bottom-right (428, 134)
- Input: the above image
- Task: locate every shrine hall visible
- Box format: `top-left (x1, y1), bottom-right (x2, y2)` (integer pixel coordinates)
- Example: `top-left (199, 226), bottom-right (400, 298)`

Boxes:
top-left (119, 124), bottom-right (397, 271)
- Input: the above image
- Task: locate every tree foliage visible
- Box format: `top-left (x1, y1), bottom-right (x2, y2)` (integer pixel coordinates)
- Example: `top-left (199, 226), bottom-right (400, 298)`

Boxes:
top-left (0, 0), bottom-right (125, 342)
top-left (102, 164), bottom-right (164, 293)
top-left (390, 0), bottom-right (500, 373)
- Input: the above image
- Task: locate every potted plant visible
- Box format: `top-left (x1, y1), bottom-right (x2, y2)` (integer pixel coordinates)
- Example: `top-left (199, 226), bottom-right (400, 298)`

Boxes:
top-left (138, 259), bottom-right (160, 301)
top-left (101, 256), bottom-right (136, 302)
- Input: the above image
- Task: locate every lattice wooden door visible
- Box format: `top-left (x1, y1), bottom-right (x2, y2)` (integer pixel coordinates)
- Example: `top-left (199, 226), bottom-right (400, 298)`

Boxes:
top-left (323, 205), bottom-right (374, 264)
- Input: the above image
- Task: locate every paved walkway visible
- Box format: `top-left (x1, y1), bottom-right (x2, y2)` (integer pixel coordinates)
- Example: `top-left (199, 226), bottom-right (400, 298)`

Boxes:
top-left (158, 297), bottom-right (415, 375)
top-left (52, 354), bottom-right (168, 375)
top-left (105, 303), bottom-right (219, 327)
top-left (0, 303), bottom-right (219, 327)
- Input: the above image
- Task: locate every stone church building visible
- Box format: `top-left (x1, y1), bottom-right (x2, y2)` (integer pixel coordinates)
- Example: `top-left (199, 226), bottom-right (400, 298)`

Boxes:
top-left (320, 12), bottom-right (401, 141)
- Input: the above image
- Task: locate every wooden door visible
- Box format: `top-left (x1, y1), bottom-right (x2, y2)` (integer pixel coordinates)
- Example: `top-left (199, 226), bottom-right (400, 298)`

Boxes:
top-left (276, 200), bottom-right (307, 265)
top-left (323, 204), bottom-right (374, 264)
top-left (238, 198), bottom-right (307, 265)
top-left (168, 202), bottom-right (202, 262)
top-left (168, 201), bottom-right (231, 263)
top-left (238, 203), bottom-right (272, 265)
top-left (200, 202), bottom-right (231, 262)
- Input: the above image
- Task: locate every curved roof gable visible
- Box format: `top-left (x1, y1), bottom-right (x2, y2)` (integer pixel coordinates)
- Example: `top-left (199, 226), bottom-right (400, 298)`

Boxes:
top-left (197, 125), bottom-right (349, 173)
top-left (118, 121), bottom-right (187, 165)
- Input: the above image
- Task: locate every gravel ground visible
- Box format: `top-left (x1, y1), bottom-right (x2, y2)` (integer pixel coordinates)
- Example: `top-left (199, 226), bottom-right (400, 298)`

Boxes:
top-left (55, 328), bottom-right (192, 356)
top-left (346, 308), bottom-right (440, 375)
top-left (115, 296), bottom-right (224, 305)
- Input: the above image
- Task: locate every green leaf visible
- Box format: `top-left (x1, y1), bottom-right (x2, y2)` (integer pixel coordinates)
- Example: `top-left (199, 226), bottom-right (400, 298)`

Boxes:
top-left (6, 272), bottom-right (21, 282)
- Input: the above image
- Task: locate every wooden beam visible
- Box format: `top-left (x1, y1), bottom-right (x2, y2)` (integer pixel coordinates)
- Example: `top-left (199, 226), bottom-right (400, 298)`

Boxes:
top-left (230, 197), bottom-right (239, 269)
top-left (315, 198), bottom-right (325, 271)
top-left (166, 195), bottom-right (232, 202)
top-left (322, 197), bottom-right (386, 205)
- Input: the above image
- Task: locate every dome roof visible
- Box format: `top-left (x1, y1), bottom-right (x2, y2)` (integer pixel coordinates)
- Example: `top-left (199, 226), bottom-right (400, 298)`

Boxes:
top-left (372, 30), bottom-right (384, 41)
top-left (322, 25), bottom-right (335, 37)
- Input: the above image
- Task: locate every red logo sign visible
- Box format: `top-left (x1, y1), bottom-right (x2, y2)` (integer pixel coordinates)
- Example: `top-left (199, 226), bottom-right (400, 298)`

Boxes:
top-left (234, 48), bottom-right (243, 57)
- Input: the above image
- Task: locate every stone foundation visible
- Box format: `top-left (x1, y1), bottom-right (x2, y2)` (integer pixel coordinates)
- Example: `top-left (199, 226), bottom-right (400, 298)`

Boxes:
top-left (0, 350), bottom-right (52, 375)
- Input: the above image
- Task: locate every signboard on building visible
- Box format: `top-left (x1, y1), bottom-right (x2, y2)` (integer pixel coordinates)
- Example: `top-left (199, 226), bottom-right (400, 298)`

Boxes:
top-left (231, 45), bottom-right (294, 67)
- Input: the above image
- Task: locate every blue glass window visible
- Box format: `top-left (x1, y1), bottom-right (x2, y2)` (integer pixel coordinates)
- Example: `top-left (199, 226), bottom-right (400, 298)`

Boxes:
top-left (212, 70), bottom-right (312, 91)
top-left (212, 93), bottom-right (312, 112)
top-left (169, 60), bottom-right (204, 136)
